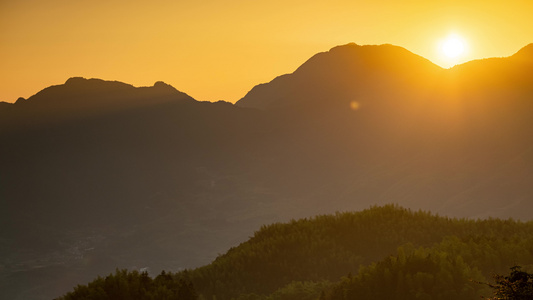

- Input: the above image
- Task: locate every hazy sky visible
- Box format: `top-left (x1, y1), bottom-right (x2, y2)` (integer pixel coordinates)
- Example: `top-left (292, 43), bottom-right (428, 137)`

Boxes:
top-left (1, 0), bottom-right (532, 103)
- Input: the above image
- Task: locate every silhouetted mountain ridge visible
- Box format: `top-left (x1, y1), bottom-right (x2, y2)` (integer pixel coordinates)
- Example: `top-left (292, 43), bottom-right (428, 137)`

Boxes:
top-left (443, 47), bottom-right (533, 102)
top-left (0, 77), bottom-right (196, 131)
top-left (236, 43), bottom-right (443, 110)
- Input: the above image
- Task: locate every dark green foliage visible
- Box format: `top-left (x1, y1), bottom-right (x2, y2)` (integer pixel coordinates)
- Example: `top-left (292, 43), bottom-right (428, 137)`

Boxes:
top-left (185, 205), bottom-right (533, 300)
top-left (235, 281), bottom-right (331, 300)
top-left (486, 266), bottom-right (533, 299)
top-left (324, 246), bottom-right (489, 300)
top-left (55, 269), bottom-right (197, 300)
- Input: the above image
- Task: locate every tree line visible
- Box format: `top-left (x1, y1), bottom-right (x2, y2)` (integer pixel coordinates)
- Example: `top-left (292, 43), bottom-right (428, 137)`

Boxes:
top-left (57, 205), bottom-right (533, 299)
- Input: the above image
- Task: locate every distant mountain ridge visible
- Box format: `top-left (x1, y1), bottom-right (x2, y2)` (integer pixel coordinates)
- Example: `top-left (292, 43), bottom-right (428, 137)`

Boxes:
top-left (236, 43), bottom-right (443, 110)
top-left (0, 77), bottom-right (196, 130)
top-left (236, 43), bottom-right (533, 110)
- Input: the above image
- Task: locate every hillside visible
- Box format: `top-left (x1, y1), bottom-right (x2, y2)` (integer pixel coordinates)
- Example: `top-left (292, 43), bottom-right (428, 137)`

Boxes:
top-left (58, 205), bottom-right (533, 300)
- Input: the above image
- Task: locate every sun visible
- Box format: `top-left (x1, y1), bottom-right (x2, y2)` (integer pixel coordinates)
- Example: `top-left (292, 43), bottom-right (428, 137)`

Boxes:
top-left (440, 34), bottom-right (467, 59)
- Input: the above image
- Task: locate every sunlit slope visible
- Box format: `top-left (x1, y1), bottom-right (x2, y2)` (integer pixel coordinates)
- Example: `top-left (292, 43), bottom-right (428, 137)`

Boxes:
top-left (237, 43), bottom-right (533, 110)
top-left (446, 43), bottom-right (533, 93)
top-left (186, 205), bottom-right (533, 300)
top-left (236, 43), bottom-right (443, 111)
top-left (235, 43), bottom-right (533, 219)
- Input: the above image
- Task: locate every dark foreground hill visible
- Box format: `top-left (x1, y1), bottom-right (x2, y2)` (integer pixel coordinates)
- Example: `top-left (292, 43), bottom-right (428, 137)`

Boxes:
top-left (2, 42), bottom-right (533, 299)
top-left (57, 205), bottom-right (533, 300)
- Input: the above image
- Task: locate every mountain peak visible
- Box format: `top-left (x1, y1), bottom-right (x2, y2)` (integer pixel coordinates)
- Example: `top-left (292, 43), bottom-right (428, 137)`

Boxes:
top-left (3, 78), bottom-right (197, 126)
top-left (152, 81), bottom-right (181, 94)
top-left (328, 42), bottom-right (359, 51)
top-left (327, 42), bottom-right (400, 52)
top-left (153, 81), bottom-right (173, 88)
top-left (236, 43), bottom-right (442, 110)
top-left (62, 77), bottom-right (135, 89)
top-left (65, 76), bottom-right (88, 85)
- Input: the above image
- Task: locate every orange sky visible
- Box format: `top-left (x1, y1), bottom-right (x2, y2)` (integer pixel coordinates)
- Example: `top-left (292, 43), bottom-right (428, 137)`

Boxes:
top-left (1, 0), bottom-right (532, 103)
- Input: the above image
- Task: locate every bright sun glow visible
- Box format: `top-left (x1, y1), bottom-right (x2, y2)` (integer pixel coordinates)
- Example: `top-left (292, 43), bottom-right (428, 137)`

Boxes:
top-left (440, 34), bottom-right (466, 59)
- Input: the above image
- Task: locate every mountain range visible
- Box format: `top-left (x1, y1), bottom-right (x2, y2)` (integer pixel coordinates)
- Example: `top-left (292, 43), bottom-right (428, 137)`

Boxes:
top-left (1, 43), bottom-right (533, 299)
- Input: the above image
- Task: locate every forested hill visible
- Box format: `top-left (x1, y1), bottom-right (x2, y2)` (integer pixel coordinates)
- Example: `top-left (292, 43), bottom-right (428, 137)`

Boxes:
top-left (181, 205), bottom-right (533, 300)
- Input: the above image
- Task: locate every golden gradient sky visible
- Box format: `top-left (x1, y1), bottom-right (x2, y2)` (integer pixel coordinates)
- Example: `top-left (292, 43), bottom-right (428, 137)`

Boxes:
top-left (1, 0), bottom-right (532, 103)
